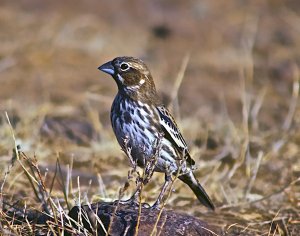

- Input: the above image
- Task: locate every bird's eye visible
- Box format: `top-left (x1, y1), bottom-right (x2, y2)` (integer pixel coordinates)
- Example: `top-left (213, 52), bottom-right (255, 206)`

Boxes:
top-left (120, 63), bottom-right (130, 71)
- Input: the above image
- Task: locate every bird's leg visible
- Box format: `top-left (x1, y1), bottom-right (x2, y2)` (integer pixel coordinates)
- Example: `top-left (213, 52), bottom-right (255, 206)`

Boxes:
top-left (119, 184), bottom-right (141, 206)
top-left (118, 167), bottom-right (144, 207)
top-left (152, 174), bottom-right (172, 209)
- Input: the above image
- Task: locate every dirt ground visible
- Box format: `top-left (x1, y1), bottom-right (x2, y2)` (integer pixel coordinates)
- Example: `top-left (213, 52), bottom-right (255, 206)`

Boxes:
top-left (0, 0), bottom-right (299, 235)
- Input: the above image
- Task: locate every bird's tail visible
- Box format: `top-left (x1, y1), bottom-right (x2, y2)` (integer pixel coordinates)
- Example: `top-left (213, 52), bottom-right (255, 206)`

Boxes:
top-left (178, 172), bottom-right (215, 210)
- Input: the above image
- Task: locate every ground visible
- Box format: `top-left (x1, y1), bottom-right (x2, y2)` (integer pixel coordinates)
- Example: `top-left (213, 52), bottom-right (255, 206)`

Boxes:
top-left (0, 0), bottom-right (299, 235)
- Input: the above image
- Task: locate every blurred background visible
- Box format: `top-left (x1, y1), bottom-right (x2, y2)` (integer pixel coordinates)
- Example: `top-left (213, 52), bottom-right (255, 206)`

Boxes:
top-left (0, 0), bottom-right (299, 234)
top-left (1, 0), bottom-right (299, 122)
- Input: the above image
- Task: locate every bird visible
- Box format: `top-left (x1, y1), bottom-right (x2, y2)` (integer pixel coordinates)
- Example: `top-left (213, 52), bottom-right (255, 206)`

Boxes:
top-left (98, 56), bottom-right (215, 210)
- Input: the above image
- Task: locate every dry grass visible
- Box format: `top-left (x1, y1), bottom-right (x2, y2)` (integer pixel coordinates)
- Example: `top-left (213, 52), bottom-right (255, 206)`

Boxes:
top-left (0, 0), bottom-right (300, 235)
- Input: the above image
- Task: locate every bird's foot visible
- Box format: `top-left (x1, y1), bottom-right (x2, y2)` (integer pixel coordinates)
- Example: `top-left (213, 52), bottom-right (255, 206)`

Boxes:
top-left (141, 202), bottom-right (151, 208)
top-left (114, 199), bottom-right (152, 209)
top-left (115, 198), bottom-right (139, 207)
top-left (151, 201), bottom-right (162, 210)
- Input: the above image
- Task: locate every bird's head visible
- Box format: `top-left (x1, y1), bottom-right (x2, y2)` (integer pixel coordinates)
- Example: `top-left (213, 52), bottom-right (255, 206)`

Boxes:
top-left (98, 56), bottom-right (158, 102)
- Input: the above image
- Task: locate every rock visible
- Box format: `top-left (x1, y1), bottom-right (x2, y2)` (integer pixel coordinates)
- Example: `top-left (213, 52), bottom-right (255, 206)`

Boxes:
top-left (68, 201), bottom-right (217, 236)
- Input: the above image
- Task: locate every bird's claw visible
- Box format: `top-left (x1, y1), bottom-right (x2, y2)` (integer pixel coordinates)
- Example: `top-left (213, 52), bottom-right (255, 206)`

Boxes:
top-left (115, 198), bottom-right (139, 207)
top-left (151, 202), bottom-right (161, 210)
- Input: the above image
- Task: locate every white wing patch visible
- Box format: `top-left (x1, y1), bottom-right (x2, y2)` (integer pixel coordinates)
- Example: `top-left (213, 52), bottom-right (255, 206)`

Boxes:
top-left (156, 106), bottom-right (188, 151)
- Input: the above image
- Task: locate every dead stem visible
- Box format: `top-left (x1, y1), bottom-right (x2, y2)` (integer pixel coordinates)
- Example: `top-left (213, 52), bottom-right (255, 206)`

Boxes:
top-left (245, 151), bottom-right (263, 199)
top-left (267, 208), bottom-right (281, 236)
top-left (135, 136), bottom-right (162, 236)
top-left (220, 177), bottom-right (300, 209)
top-left (150, 163), bottom-right (182, 236)
top-left (282, 63), bottom-right (299, 131)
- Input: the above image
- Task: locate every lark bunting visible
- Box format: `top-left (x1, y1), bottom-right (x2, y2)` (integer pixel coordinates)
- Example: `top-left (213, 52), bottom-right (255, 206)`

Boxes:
top-left (98, 56), bottom-right (214, 210)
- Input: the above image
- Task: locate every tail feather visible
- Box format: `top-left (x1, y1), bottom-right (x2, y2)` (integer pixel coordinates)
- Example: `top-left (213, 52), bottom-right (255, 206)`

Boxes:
top-left (179, 172), bottom-right (215, 210)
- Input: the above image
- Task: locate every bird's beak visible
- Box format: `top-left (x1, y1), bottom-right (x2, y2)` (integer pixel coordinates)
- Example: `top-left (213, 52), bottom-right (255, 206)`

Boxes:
top-left (98, 61), bottom-right (115, 75)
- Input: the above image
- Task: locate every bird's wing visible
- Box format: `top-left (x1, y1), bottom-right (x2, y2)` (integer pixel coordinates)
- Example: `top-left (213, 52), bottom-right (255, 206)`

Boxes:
top-left (156, 106), bottom-right (195, 166)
